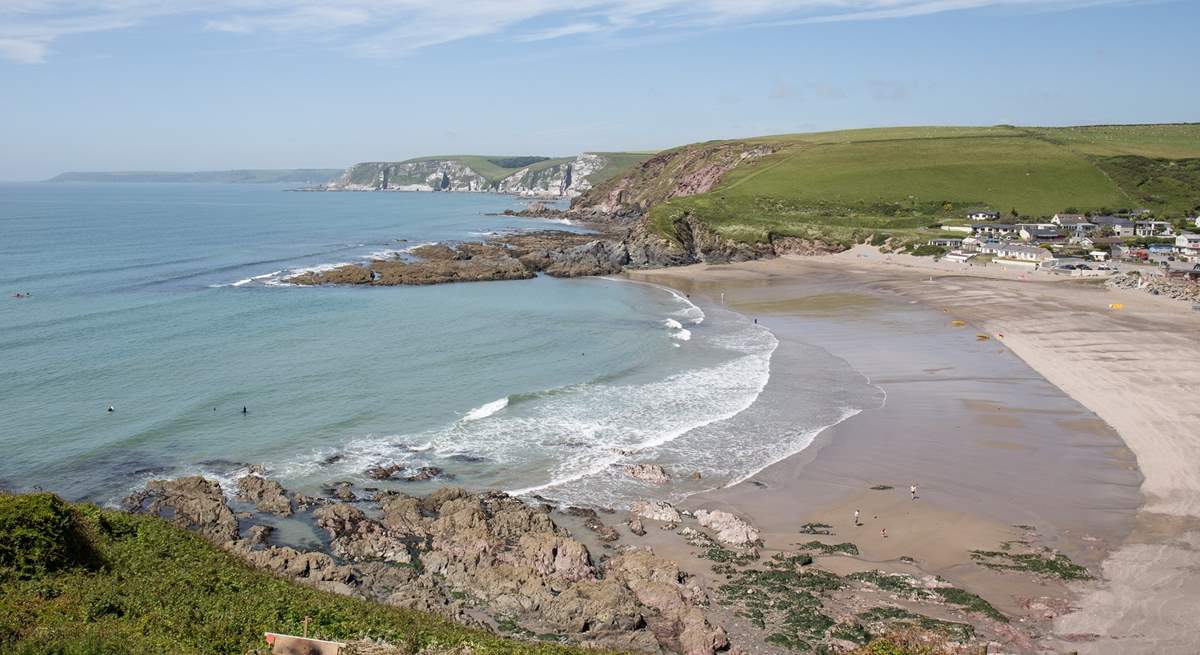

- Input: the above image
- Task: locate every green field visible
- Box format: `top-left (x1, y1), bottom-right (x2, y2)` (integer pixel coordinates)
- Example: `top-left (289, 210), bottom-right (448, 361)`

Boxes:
top-left (584, 152), bottom-right (658, 185)
top-left (640, 124), bottom-right (1200, 245)
top-left (1025, 123), bottom-right (1200, 158)
top-left (0, 493), bottom-right (600, 655)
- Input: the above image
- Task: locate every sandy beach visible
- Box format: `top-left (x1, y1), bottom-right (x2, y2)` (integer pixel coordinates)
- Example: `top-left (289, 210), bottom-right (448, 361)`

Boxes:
top-left (627, 247), bottom-right (1200, 654)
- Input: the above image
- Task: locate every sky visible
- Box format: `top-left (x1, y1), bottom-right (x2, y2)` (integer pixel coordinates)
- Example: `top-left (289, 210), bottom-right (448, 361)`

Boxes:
top-left (0, 0), bottom-right (1196, 180)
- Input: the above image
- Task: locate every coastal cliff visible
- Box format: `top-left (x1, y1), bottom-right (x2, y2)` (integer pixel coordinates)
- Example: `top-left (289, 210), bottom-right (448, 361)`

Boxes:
top-left (296, 141), bottom-right (845, 288)
top-left (330, 153), bottom-right (647, 198)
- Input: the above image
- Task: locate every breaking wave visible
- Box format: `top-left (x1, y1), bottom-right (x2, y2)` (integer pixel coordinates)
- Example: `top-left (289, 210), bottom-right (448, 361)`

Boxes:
top-left (463, 397), bottom-right (509, 421)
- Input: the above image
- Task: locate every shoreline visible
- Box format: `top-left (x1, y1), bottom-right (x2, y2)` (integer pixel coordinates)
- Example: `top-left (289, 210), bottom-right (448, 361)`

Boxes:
top-left (628, 247), bottom-right (1200, 653)
top-left (625, 255), bottom-right (1138, 645)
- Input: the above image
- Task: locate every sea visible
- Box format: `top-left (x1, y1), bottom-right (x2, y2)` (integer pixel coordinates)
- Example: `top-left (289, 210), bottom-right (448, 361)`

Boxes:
top-left (0, 183), bottom-right (879, 511)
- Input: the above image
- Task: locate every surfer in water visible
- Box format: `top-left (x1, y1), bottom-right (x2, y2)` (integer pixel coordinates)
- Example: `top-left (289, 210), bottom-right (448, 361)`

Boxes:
top-left (242, 406), bottom-right (248, 415)
top-left (107, 404), bottom-right (114, 413)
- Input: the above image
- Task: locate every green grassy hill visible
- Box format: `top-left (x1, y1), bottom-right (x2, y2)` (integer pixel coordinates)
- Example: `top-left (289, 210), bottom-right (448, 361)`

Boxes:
top-left (0, 493), bottom-right (599, 655)
top-left (592, 124), bottom-right (1200, 246)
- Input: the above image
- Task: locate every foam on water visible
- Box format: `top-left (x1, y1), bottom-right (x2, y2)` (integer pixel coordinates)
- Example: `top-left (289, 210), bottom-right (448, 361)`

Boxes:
top-left (254, 283), bottom-right (811, 509)
top-left (463, 397), bottom-right (509, 421)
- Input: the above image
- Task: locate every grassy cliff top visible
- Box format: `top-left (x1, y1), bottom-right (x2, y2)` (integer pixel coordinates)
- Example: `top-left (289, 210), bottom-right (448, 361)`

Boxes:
top-left (398, 155), bottom-right (575, 184)
top-left (356, 153), bottom-right (654, 186)
top-left (621, 123), bottom-right (1200, 245)
top-left (0, 493), bottom-right (602, 655)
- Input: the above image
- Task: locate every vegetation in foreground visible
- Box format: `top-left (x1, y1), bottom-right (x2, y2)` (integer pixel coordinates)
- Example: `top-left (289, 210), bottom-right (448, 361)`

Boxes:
top-left (0, 493), bottom-right (600, 655)
top-left (595, 124), bottom-right (1200, 246)
top-left (709, 546), bottom-right (1006, 653)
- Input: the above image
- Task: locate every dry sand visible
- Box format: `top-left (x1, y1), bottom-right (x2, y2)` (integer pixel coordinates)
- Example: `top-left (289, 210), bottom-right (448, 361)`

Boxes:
top-left (627, 246), bottom-right (1200, 654)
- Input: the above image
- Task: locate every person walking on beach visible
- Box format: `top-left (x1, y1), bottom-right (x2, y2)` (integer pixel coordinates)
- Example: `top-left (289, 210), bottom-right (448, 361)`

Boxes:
top-left (854, 509), bottom-right (860, 526)
top-left (881, 528), bottom-right (888, 539)
top-left (910, 483), bottom-right (918, 501)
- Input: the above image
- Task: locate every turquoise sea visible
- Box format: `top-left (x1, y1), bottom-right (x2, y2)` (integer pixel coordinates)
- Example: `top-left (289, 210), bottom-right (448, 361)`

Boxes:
top-left (0, 183), bottom-right (875, 509)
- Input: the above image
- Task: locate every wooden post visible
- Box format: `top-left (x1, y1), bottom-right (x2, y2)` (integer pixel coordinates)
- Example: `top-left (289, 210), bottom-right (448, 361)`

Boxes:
top-left (303, 617), bottom-right (310, 639)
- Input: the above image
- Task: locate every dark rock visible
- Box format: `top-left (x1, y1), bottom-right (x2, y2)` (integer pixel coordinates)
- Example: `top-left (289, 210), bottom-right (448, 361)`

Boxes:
top-left (365, 463), bottom-right (405, 480)
top-left (566, 506), bottom-right (598, 518)
top-left (235, 474), bottom-right (293, 516)
top-left (543, 240), bottom-right (629, 277)
top-left (246, 524), bottom-right (274, 545)
top-left (332, 482), bottom-right (357, 501)
top-left (584, 516), bottom-right (620, 543)
top-left (124, 476), bottom-right (239, 544)
top-left (403, 466), bottom-right (444, 482)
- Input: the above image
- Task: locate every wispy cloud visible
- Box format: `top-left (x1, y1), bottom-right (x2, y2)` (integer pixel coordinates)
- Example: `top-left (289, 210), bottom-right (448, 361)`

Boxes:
top-left (0, 0), bottom-right (1141, 64)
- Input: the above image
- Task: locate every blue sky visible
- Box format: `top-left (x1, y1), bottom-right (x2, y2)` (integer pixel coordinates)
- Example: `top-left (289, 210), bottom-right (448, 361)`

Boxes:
top-left (1, 0), bottom-right (1196, 180)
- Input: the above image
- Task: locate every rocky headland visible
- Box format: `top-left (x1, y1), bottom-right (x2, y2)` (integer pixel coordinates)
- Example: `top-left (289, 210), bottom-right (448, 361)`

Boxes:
top-left (290, 141), bottom-right (849, 288)
top-left (119, 471), bottom-right (1046, 654)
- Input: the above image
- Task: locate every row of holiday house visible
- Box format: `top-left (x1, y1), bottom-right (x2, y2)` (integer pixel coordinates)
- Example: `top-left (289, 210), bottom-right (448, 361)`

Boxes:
top-left (932, 213), bottom-right (1200, 268)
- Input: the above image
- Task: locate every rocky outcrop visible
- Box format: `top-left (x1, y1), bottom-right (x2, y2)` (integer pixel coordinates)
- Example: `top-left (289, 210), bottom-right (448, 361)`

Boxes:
top-left (365, 463), bottom-right (406, 480)
top-left (496, 154), bottom-right (608, 198)
top-left (123, 476), bottom-right (239, 543)
top-left (543, 239), bottom-right (629, 277)
top-left (235, 474), bottom-right (292, 516)
top-left (125, 476), bottom-right (729, 654)
top-left (610, 550), bottom-right (728, 655)
top-left (236, 543), bottom-right (362, 597)
top-left (403, 466), bottom-right (444, 482)
top-left (631, 500), bottom-right (683, 523)
top-left (335, 159), bottom-right (491, 192)
top-left (314, 503), bottom-right (414, 564)
top-left (625, 464), bottom-right (672, 485)
top-left (246, 524), bottom-right (273, 545)
top-left (287, 242), bottom-right (535, 286)
top-left (330, 154), bottom-right (620, 198)
top-left (1108, 271), bottom-right (1200, 302)
top-left (694, 509), bottom-right (760, 547)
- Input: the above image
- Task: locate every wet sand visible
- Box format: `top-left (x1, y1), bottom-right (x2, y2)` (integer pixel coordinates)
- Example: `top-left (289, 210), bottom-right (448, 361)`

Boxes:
top-left (625, 247), bottom-right (1194, 652)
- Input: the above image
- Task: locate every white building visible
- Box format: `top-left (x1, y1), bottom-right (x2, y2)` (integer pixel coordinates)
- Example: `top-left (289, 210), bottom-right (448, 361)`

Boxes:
top-left (1051, 213), bottom-right (1087, 225)
top-left (974, 223), bottom-right (1020, 237)
top-left (967, 210), bottom-right (1000, 221)
top-left (1134, 220), bottom-right (1174, 237)
top-left (940, 224), bottom-right (975, 234)
top-left (980, 242), bottom-right (1056, 265)
top-left (1176, 233), bottom-right (1200, 262)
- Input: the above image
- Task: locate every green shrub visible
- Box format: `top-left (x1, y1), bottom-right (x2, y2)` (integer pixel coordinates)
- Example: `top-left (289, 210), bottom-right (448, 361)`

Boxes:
top-left (0, 494), bottom-right (96, 580)
top-left (0, 496), bottom-right (597, 655)
top-left (909, 244), bottom-right (947, 258)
